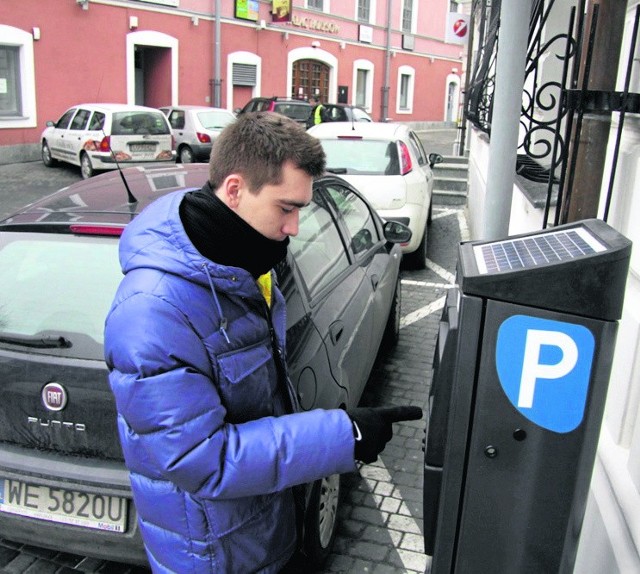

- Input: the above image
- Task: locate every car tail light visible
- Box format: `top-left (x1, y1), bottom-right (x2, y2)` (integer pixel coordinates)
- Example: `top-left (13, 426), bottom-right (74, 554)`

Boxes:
top-left (197, 132), bottom-right (211, 144)
top-left (171, 135), bottom-right (176, 150)
top-left (98, 136), bottom-right (111, 152)
top-left (399, 141), bottom-right (413, 175)
top-left (70, 224), bottom-right (124, 237)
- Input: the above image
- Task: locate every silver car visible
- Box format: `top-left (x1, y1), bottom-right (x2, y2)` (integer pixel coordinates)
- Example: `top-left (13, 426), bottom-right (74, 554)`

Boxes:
top-left (160, 105), bottom-right (236, 163)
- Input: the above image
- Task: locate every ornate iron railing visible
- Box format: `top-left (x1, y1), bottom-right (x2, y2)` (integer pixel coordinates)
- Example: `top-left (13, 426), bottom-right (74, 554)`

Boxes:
top-left (464, 0), bottom-right (640, 228)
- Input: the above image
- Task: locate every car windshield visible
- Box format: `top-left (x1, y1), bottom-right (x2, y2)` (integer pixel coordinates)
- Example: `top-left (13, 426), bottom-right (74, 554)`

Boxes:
top-left (197, 110), bottom-right (235, 130)
top-left (274, 103), bottom-right (311, 121)
top-left (0, 232), bottom-right (122, 359)
top-left (320, 139), bottom-right (400, 175)
top-left (111, 111), bottom-right (170, 135)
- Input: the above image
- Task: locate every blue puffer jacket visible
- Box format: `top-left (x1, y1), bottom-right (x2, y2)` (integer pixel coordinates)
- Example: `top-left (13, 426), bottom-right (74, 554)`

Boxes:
top-left (104, 190), bottom-right (357, 573)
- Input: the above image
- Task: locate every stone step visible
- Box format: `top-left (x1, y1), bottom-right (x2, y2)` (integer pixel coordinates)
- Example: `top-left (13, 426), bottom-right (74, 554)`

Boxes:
top-left (439, 154), bottom-right (469, 165)
top-left (434, 163), bottom-right (468, 179)
top-left (432, 189), bottom-right (467, 206)
top-left (433, 175), bottom-right (467, 192)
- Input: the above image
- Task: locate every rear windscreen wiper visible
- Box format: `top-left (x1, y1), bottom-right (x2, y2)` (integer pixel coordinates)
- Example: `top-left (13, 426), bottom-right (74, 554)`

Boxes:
top-left (0, 333), bottom-right (72, 348)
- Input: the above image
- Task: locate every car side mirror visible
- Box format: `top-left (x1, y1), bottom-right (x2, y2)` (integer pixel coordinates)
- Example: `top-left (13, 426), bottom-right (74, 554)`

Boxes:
top-left (233, 108), bottom-right (242, 115)
top-left (46, 120), bottom-right (55, 127)
top-left (383, 220), bottom-right (412, 244)
top-left (429, 153), bottom-right (444, 168)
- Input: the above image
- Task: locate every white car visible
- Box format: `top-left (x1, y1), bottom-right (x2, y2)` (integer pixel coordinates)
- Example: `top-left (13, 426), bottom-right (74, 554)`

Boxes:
top-left (41, 103), bottom-right (175, 179)
top-left (159, 105), bottom-right (236, 163)
top-left (308, 122), bottom-right (443, 269)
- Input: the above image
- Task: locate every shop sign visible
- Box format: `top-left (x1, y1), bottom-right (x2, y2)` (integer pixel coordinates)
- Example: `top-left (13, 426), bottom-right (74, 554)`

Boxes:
top-left (291, 15), bottom-right (340, 34)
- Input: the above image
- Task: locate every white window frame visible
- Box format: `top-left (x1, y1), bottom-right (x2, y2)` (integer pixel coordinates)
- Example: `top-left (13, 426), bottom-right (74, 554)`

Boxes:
top-left (306, 0), bottom-right (330, 13)
top-left (0, 25), bottom-right (37, 129)
top-left (355, 0), bottom-right (377, 25)
top-left (396, 65), bottom-right (415, 115)
top-left (126, 30), bottom-right (178, 105)
top-left (400, 0), bottom-right (418, 35)
top-left (227, 51), bottom-right (262, 112)
top-left (353, 59), bottom-right (374, 112)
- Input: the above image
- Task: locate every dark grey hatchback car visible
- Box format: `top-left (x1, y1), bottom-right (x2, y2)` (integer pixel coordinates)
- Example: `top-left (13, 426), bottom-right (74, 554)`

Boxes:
top-left (0, 164), bottom-right (410, 568)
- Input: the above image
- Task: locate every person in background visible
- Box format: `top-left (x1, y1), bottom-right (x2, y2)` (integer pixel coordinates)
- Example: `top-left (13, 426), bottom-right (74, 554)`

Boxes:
top-left (307, 95), bottom-right (327, 128)
top-left (104, 112), bottom-right (422, 573)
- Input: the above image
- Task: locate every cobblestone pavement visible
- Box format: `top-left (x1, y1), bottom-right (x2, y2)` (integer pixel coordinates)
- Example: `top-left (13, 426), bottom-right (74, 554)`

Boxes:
top-left (0, 128), bottom-right (465, 573)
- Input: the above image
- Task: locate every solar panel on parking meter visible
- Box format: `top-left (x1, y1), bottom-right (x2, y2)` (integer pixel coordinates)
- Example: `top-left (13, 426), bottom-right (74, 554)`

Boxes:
top-left (423, 218), bottom-right (631, 574)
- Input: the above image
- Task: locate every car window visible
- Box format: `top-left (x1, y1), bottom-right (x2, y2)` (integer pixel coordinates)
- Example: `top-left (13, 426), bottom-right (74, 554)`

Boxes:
top-left (325, 183), bottom-right (380, 255)
top-left (325, 106), bottom-right (348, 122)
top-left (88, 111), bottom-right (106, 131)
top-left (321, 139), bottom-right (400, 175)
top-left (289, 190), bottom-right (350, 298)
top-left (69, 109), bottom-right (91, 131)
top-left (352, 108), bottom-right (372, 122)
top-left (55, 109), bottom-right (76, 129)
top-left (255, 100), bottom-right (270, 112)
top-left (111, 111), bottom-right (170, 135)
top-left (409, 131), bottom-right (428, 166)
top-left (169, 110), bottom-right (185, 129)
top-left (197, 110), bottom-right (235, 129)
top-left (0, 232), bottom-right (122, 359)
top-left (274, 102), bottom-right (311, 121)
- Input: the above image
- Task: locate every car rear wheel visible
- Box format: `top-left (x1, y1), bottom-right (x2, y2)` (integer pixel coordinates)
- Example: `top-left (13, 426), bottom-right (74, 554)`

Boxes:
top-left (179, 145), bottom-right (195, 164)
top-left (406, 222), bottom-right (427, 270)
top-left (42, 141), bottom-right (58, 167)
top-left (382, 275), bottom-right (401, 350)
top-left (80, 153), bottom-right (95, 179)
top-left (304, 474), bottom-right (341, 568)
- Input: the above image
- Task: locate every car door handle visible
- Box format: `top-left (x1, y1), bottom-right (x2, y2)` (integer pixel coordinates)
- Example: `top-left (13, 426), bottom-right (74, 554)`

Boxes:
top-left (371, 274), bottom-right (380, 290)
top-left (329, 322), bottom-right (344, 345)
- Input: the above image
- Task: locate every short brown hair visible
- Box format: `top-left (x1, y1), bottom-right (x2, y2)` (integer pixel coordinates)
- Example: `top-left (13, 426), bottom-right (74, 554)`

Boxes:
top-left (208, 112), bottom-right (326, 192)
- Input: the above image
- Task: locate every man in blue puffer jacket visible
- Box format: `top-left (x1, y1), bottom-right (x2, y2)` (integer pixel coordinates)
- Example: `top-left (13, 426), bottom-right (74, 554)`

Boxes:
top-left (104, 112), bottom-right (421, 573)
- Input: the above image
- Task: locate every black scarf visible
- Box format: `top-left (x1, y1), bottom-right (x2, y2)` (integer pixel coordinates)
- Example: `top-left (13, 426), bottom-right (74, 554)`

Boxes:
top-left (179, 182), bottom-right (289, 279)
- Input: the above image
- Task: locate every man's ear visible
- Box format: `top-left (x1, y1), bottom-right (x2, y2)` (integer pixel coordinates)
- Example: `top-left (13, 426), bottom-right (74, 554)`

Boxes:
top-left (218, 173), bottom-right (245, 209)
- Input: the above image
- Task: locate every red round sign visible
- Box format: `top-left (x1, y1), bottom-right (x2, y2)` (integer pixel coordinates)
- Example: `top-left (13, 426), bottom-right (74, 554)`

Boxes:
top-left (453, 19), bottom-right (468, 38)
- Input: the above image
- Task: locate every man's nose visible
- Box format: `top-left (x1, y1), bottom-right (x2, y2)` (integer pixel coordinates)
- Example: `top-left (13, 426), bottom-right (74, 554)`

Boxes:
top-left (283, 212), bottom-right (300, 237)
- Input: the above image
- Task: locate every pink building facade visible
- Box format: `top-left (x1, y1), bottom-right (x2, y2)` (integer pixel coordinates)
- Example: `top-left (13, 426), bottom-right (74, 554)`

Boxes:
top-left (0, 0), bottom-right (465, 161)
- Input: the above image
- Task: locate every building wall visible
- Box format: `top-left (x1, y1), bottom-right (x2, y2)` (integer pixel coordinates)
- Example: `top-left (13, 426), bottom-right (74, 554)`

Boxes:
top-left (0, 0), bottom-right (463, 163)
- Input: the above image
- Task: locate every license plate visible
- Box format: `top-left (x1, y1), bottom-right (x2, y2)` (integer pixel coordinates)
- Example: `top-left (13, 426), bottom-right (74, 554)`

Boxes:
top-left (0, 478), bottom-right (127, 533)
top-left (129, 143), bottom-right (155, 152)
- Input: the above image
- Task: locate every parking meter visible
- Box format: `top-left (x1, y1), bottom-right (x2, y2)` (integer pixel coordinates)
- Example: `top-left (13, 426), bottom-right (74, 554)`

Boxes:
top-left (423, 219), bottom-right (631, 574)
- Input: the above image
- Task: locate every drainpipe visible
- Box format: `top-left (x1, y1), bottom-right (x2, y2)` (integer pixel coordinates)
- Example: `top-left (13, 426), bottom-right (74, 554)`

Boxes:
top-left (380, 0), bottom-right (393, 122)
top-left (480, 0), bottom-right (533, 240)
top-left (213, 0), bottom-right (222, 108)
top-left (562, 0), bottom-right (626, 223)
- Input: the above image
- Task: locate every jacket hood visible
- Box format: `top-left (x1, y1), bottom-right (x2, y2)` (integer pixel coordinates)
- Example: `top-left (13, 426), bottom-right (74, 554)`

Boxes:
top-left (119, 190), bottom-right (262, 298)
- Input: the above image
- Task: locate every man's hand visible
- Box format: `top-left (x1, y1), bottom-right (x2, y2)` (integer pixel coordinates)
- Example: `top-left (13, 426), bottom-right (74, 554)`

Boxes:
top-left (347, 406), bottom-right (423, 464)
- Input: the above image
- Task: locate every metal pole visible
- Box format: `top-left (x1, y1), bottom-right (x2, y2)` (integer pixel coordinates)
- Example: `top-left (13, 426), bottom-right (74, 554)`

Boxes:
top-left (480, 0), bottom-right (533, 240)
top-left (214, 0), bottom-right (222, 108)
top-left (380, 0), bottom-right (393, 122)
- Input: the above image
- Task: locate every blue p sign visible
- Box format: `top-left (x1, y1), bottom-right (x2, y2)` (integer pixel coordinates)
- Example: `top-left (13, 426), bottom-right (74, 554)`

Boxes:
top-left (496, 315), bottom-right (595, 433)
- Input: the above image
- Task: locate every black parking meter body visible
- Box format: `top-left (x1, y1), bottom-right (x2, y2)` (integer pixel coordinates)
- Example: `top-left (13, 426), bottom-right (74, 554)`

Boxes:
top-left (423, 219), bottom-right (631, 574)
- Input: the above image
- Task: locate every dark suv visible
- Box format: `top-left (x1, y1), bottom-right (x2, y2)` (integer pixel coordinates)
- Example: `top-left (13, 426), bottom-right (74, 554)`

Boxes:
top-left (234, 97), bottom-right (312, 125)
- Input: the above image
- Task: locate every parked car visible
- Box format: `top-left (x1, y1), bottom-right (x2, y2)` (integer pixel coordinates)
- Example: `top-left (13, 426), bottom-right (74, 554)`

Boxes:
top-left (159, 105), bottom-right (236, 163)
top-left (41, 104), bottom-right (176, 179)
top-left (234, 96), bottom-right (312, 125)
top-left (308, 121), bottom-right (443, 269)
top-left (0, 164), bottom-right (410, 568)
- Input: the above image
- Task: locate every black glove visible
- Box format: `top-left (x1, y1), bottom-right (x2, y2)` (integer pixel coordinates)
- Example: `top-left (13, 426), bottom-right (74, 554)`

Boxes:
top-left (347, 406), bottom-right (423, 464)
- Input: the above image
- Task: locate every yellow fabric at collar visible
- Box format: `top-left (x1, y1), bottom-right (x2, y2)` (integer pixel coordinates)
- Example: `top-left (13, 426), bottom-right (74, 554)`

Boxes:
top-left (256, 272), bottom-right (272, 308)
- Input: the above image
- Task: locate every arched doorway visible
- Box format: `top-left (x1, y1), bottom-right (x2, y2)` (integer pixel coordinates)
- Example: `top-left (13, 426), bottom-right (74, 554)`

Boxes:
top-left (292, 59), bottom-right (330, 101)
